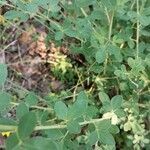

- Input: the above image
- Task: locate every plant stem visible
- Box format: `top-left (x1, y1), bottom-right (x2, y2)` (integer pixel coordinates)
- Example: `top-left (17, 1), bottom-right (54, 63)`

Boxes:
top-left (10, 102), bottom-right (53, 112)
top-left (0, 125), bottom-right (17, 131)
top-left (36, 118), bottom-right (107, 131)
top-left (136, 0), bottom-right (140, 59)
top-left (0, 118), bottom-right (107, 132)
top-left (108, 12), bottom-right (114, 41)
top-left (103, 11), bottom-right (114, 75)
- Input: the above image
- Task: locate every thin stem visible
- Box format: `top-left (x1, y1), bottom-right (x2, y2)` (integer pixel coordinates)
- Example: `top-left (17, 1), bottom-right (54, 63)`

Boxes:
top-left (108, 11), bottom-right (114, 41)
top-left (80, 7), bottom-right (97, 32)
top-left (10, 102), bottom-right (53, 112)
top-left (0, 118), bottom-right (107, 132)
top-left (105, 8), bottom-right (110, 24)
top-left (0, 125), bottom-right (17, 131)
top-left (136, 0), bottom-right (140, 58)
top-left (6, 80), bottom-right (51, 104)
top-left (103, 11), bottom-right (114, 75)
top-left (2, 40), bottom-right (17, 51)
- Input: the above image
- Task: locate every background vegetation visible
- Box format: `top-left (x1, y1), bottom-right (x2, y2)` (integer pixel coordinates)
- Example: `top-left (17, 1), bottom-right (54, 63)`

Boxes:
top-left (0, 0), bottom-right (150, 149)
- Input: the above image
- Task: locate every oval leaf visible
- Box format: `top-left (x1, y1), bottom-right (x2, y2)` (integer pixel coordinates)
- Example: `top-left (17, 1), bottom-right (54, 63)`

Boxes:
top-left (67, 120), bottom-right (81, 134)
top-left (0, 63), bottom-right (8, 85)
top-left (111, 95), bottom-right (123, 109)
top-left (54, 101), bottom-right (68, 120)
top-left (18, 112), bottom-right (37, 139)
top-left (16, 102), bottom-right (29, 119)
top-left (0, 92), bottom-right (11, 111)
top-left (95, 49), bottom-right (106, 63)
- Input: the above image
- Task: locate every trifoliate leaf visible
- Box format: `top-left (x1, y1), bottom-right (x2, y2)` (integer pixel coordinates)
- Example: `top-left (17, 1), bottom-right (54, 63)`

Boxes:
top-left (67, 91), bottom-right (88, 120)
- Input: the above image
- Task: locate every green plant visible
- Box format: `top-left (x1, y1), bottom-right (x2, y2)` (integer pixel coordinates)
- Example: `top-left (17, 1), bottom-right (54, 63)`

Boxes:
top-left (0, 0), bottom-right (150, 149)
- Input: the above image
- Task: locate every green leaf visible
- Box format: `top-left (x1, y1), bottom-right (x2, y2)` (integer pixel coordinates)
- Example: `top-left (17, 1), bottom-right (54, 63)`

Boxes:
top-left (23, 137), bottom-right (57, 150)
top-left (54, 101), bottom-right (68, 120)
top-left (101, 0), bottom-right (117, 10)
top-left (111, 95), bottom-right (123, 110)
top-left (76, 91), bottom-right (88, 105)
top-left (115, 109), bottom-right (125, 117)
top-left (76, 0), bottom-right (96, 8)
top-left (127, 11), bottom-right (137, 20)
top-left (55, 31), bottom-right (64, 41)
top-left (45, 129), bottom-right (64, 140)
top-left (18, 112), bottom-right (37, 139)
top-left (139, 15), bottom-right (150, 26)
top-left (4, 10), bottom-right (29, 22)
top-left (0, 118), bottom-right (17, 128)
top-left (0, 63), bottom-right (7, 85)
top-left (95, 119), bottom-right (111, 131)
top-left (50, 5), bottom-right (60, 12)
top-left (87, 131), bottom-right (98, 146)
top-left (25, 92), bottom-right (38, 106)
top-left (114, 65), bottom-right (127, 80)
top-left (4, 10), bottom-right (19, 20)
top-left (65, 28), bottom-right (77, 38)
top-left (67, 91), bottom-right (88, 120)
top-left (48, 0), bottom-right (60, 12)
top-left (99, 92), bottom-right (112, 113)
top-left (26, 3), bottom-right (39, 14)
top-left (98, 131), bottom-right (115, 145)
top-left (63, 139), bottom-right (79, 150)
top-left (6, 133), bottom-right (20, 150)
top-left (108, 45), bottom-right (123, 62)
top-left (85, 105), bottom-right (98, 119)
top-left (109, 125), bottom-right (120, 134)
top-left (98, 92), bottom-right (110, 104)
top-left (0, 92), bottom-right (11, 111)
top-left (67, 120), bottom-right (81, 134)
top-left (140, 29), bottom-right (150, 37)
top-left (145, 54), bottom-right (150, 67)
top-left (128, 57), bottom-right (145, 75)
top-left (16, 102), bottom-right (29, 119)
top-left (95, 48), bottom-right (106, 63)
top-left (101, 103), bottom-right (112, 113)
top-left (128, 40), bottom-right (135, 49)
